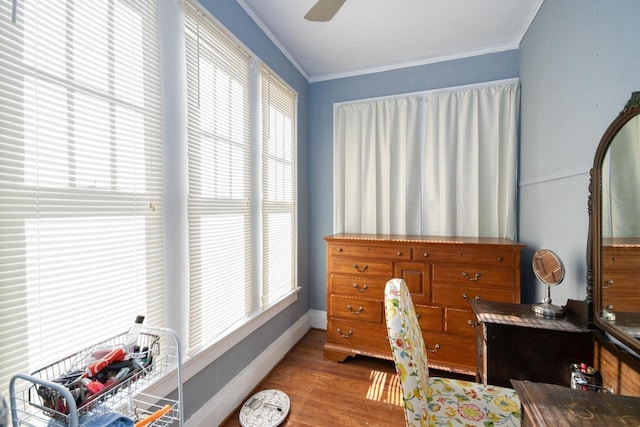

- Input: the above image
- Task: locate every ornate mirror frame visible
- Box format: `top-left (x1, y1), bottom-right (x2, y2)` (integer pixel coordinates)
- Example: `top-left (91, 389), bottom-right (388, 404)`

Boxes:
top-left (589, 91), bottom-right (640, 355)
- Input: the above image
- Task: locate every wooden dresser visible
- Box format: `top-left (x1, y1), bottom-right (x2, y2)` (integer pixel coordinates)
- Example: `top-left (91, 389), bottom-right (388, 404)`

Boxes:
top-left (323, 233), bottom-right (525, 374)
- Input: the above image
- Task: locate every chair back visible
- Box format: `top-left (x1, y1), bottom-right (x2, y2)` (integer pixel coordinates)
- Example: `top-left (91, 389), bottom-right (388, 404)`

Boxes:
top-left (384, 278), bottom-right (430, 426)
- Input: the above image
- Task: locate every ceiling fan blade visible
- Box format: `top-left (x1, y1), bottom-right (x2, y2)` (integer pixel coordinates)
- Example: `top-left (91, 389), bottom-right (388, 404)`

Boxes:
top-left (304, 0), bottom-right (346, 22)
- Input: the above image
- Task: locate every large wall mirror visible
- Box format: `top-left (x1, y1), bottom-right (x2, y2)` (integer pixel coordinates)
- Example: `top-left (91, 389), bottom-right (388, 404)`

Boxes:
top-left (590, 91), bottom-right (640, 355)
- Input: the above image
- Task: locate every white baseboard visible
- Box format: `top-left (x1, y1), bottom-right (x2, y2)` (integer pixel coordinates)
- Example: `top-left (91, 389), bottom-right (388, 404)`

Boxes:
top-left (185, 311), bottom-right (314, 427)
top-left (310, 309), bottom-right (327, 330)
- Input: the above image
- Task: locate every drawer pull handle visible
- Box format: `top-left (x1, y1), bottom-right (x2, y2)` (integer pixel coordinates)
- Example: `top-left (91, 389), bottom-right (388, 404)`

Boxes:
top-left (353, 264), bottom-right (368, 273)
top-left (396, 251), bottom-right (402, 256)
top-left (467, 320), bottom-right (480, 328)
top-left (347, 305), bottom-right (364, 315)
top-left (462, 272), bottom-right (481, 281)
top-left (603, 279), bottom-right (614, 288)
top-left (337, 328), bottom-right (353, 339)
top-left (423, 252), bottom-right (429, 258)
top-left (462, 293), bottom-right (481, 301)
top-left (416, 314), bottom-right (422, 319)
top-left (352, 283), bottom-right (368, 292)
top-left (338, 248), bottom-right (343, 252)
top-left (426, 343), bottom-right (440, 353)
top-left (496, 256), bottom-right (503, 262)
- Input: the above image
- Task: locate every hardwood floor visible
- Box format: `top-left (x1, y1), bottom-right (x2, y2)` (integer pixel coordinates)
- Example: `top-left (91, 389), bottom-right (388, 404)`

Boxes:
top-left (221, 328), bottom-right (473, 426)
top-left (220, 328), bottom-right (405, 426)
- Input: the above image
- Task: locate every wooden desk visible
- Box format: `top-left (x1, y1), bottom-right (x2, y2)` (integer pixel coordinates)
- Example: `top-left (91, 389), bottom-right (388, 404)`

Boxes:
top-left (512, 380), bottom-right (640, 426)
top-left (471, 300), bottom-right (593, 387)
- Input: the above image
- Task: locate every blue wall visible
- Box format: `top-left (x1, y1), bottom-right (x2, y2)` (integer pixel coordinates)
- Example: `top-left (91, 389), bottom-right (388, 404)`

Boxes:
top-left (308, 51), bottom-right (520, 310)
top-left (519, 0), bottom-right (640, 304)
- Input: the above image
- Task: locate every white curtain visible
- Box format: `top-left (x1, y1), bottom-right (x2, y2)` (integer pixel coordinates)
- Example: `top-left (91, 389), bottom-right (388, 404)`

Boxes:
top-left (334, 81), bottom-right (519, 239)
top-left (335, 96), bottom-right (422, 234)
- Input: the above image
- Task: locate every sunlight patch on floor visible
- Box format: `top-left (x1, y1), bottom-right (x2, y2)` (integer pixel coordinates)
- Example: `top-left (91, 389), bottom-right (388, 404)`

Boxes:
top-left (366, 369), bottom-right (402, 406)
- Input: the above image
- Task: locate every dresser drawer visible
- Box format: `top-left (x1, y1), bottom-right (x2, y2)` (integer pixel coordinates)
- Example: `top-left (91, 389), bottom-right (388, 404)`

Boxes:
top-left (601, 271), bottom-right (640, 312)
top-left (327, 319), bottom-right (391, 355)
top-left (433, 264), bottom-right (515, 288)
top-left (423, 332), bottom-right (475, 371)
top-left (445, 308), bottom-right (476, 337)
top-left (602, 246), bottom-right (640, 269)
top-left (330, 295), bottom-right (383, 323)
top-left (413, 246), bottom-right (516, 266)
top-left (432, 283), bottom-right (515, 308)
top-left (330, 275), bottom-right (387, 297)
top-left (415, 304), bottom-right (444, 333)
top-left (329, 243), bottom-right (411, 260)
top-left (329, 257), bottom-right (394, 277)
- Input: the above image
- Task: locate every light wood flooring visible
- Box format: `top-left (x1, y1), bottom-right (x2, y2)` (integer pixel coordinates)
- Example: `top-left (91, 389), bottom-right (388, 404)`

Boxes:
top-left (221, 328), bottom-right (473, 426)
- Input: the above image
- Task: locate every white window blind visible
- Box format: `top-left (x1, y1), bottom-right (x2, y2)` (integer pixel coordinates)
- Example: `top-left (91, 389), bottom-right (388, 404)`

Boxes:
top-left (260, 67), bottom-right (297, 307)
top-left (184, 1), bottom-right (298, 355)
top-left (0, 0), bottom-right (164, 399)
top-left (185, 1), bottom-right (253, 354)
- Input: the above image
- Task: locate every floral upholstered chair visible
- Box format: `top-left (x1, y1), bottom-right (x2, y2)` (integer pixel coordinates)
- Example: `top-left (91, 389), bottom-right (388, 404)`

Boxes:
top-left (384, 278), bottom-right (521, 426)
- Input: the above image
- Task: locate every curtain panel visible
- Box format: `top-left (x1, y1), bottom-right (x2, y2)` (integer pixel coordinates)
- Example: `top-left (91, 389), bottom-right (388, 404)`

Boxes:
top-left (334, 81), bottom-right (519, 239)
top-left (334, 96), bottom-right (422, 234)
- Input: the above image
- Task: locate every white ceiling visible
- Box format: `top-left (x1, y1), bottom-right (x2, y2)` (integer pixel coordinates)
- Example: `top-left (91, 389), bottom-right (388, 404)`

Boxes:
top-left (236, 0), bottom-right (544, 82)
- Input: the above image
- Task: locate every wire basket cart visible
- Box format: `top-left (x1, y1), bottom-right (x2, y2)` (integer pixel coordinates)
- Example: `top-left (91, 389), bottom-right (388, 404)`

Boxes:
top-left (10, 326), bottom-right (183, 427)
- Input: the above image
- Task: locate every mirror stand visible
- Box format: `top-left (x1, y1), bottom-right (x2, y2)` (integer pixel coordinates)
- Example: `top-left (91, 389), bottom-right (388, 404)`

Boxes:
top-left (531, 284), bottom-right (564, 317)
top-left (530, 249), bottom-right (565, 317)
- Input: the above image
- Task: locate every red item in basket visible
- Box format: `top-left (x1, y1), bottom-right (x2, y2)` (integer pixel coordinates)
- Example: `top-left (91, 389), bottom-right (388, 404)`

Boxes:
top-left (85, 346), bottom-right (127, 377)
top-left (81, 378), bottom-right (106, 395)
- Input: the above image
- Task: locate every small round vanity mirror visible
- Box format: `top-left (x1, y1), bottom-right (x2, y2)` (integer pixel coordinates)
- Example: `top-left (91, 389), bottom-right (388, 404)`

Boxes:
top-left (531, 249), bottom-right (565, 317)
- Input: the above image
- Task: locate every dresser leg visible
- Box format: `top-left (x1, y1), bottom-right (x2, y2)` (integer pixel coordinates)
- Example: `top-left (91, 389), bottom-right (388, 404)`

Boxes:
top-left (323, 344), bottom-right (354, 362)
